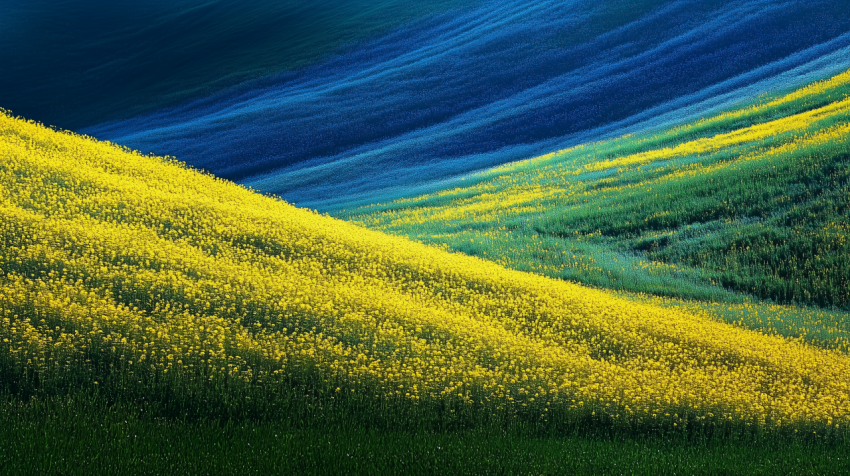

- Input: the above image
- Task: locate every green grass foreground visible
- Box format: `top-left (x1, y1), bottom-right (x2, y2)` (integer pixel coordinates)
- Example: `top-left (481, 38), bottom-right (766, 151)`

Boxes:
top-left (1, 396), bottom-right (848, 476)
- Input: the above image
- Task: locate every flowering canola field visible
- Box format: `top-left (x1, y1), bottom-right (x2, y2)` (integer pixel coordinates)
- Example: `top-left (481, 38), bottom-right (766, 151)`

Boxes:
top-left (2, 110), bottom-right (850, 433)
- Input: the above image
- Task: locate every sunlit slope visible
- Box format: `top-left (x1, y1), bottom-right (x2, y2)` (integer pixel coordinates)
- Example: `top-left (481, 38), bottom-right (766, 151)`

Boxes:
top-left (350, 70), bottom-right (850, 310)
top-left (3, 112), bottom-right (850, 432)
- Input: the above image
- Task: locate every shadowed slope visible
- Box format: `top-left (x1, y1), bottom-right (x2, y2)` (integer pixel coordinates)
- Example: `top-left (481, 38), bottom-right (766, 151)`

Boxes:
top-left (0, 0), bottom-right (475, 131)
top-left (82, 0), bottom-right (850, 208)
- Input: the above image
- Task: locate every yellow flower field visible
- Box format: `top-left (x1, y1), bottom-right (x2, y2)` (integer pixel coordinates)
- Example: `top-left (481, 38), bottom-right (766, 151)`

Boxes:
top-left (2, 110), bottom-right (850, 432)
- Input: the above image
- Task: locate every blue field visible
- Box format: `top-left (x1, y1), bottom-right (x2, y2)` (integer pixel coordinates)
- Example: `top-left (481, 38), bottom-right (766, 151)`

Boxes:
top-left (4, 0), bottom-right (850, 209)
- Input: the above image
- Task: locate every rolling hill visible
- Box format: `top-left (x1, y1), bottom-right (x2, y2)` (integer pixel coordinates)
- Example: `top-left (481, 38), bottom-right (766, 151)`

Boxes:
top-left (4, 1), bottom-right (850, 473)
top-left (348, 69), bottom-right (850, 318)
top-left (62, 0), bottom-right (850, 208)
top-left (2, 109), bottom-right (850, 438)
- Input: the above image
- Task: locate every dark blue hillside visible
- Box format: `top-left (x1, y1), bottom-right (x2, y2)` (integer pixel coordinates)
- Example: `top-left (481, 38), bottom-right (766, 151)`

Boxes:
top-left (6, 0), bottom-right (850, 209)
top-left (0, 0), bottom-right (471, 131)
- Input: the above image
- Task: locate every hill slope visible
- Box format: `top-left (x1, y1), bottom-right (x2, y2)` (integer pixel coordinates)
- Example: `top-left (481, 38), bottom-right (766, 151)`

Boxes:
top-left (2, 111), bottom-right (850, 433)
top-left (349, 69), bottom-right (850, 312)
top-left (80, 0), bottom-right (850, 208)
top-left (0, 0), bottom-right (474, 131)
